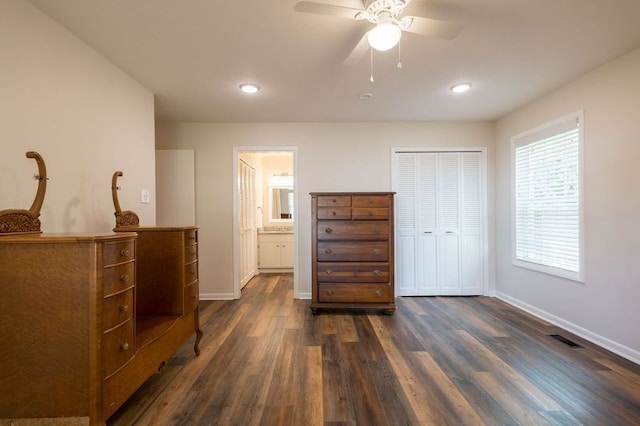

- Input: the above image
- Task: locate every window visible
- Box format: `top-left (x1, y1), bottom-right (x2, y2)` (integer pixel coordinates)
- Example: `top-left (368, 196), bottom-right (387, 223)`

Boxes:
top-left (511, 111), bottom-right (584, 281)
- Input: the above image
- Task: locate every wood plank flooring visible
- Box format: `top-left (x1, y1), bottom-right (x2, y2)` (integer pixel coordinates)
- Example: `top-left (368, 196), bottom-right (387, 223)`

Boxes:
top-left (108, 273), bottom-right (640, 425)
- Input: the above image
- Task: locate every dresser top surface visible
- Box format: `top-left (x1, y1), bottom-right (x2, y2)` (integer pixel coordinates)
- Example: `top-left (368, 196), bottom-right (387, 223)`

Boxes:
top-left (114, 225), bottom-right (198, 232)
top-left (310, 192), bottom-right (395, 196)
top-left (0, 232), bottom-right (136, 244)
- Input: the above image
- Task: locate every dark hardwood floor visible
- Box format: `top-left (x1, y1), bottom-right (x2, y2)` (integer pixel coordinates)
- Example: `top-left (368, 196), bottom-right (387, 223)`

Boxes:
top-left (108, 273), bottom-right (640, 425)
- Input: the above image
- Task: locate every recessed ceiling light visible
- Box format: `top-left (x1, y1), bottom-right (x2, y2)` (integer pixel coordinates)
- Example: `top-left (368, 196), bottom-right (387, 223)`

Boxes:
top-left (239, 83), bottom-right (260, 94)
top-left (450, 82), bottom-right (472, 93)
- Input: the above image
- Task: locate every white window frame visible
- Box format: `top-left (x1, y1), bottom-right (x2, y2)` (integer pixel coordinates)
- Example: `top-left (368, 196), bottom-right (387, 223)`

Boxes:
top-left (511, 110), bottom-right (585, 282)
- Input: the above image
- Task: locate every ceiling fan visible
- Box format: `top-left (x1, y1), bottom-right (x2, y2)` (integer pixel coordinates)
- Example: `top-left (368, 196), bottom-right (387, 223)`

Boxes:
top-left (294, 0), bottom-right (463, 65)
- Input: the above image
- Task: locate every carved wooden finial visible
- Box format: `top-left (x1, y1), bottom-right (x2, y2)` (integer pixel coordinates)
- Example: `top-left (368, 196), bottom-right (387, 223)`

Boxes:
top-left (111, 171), bottom-right (140, 228)
top-left (0, 151), bottom-right (47, 235)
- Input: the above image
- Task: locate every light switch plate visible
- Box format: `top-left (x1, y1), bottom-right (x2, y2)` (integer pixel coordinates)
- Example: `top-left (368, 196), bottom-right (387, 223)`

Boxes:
top-left (140, 188), bottom-right (150, 204)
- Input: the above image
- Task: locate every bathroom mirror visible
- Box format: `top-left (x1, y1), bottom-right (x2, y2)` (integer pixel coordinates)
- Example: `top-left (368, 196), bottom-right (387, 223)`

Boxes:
top-left (269, 187), bottom-right (294, 221)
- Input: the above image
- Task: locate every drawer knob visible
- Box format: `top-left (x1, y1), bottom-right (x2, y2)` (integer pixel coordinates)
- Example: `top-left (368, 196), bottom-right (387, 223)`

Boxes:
top-left (368, 212), bottom-right (373, 216)
top-left (325, 269), bottom-right (333, 274)
top-left (326, 290), bottom-right (333, 296)
top-left (121, 342), bottom-right (130, 351)
top-left (191, 267), bottom-right (196, 275)
top-left (324, 248), bottom-right (333, 254)
top-left (373, 227), bottom-right (381, 234)
top-left (331, 211), bottom-right (337, 216)
top-left (375, 290), bottom-right (382, 297)
top-left (331, 198), bottom-right (337, 203)
top-left (120, 249), bottom-right (129, 257)
top-left (325, 227), bottom-right (333, 234)
top-left (119, 304), bottom-right (129, 313)
top-left (192, 295), bottom-right (197, 300)
top-left (373, 269), bottom-right (381, 276)
top-left (120, 274), bottom-right (129, 283)
top-left (373, 249), bottom-right (382, 255)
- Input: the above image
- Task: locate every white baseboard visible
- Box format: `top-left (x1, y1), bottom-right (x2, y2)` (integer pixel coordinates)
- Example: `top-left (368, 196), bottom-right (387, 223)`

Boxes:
top-left (200, 292), bottom-right (235, 300)
top-left (495, 291), bottom-right (640, 365)
top-left (297, 292), bottom-right (312, 300)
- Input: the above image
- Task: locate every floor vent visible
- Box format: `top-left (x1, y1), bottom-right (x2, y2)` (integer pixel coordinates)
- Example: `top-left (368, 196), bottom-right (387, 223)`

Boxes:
top-left (549, 334), bottom-right (582, 347)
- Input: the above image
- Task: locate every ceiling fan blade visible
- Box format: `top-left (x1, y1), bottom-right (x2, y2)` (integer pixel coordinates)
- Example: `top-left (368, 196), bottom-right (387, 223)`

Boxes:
top-left (294, 1), bottom-right (363, 20)
top-left (343, 32), bottom-right (371, 66)
top-left (402, 16), bottom-right (462, 40)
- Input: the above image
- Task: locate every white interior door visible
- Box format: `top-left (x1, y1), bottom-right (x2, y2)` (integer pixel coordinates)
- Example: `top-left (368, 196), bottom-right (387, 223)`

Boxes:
top-left (392, 149), bottom-right (486, 296)
top-left (238, 159), bottom-right (257, 289)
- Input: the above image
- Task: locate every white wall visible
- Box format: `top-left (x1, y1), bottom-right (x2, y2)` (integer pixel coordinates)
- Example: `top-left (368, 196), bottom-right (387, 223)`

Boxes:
top-left (0, 0), bottom-right (156, 233)
top-left (495, 47), bottom-right (640, 361)
top-left (155, 122), bottom-right (495, 300)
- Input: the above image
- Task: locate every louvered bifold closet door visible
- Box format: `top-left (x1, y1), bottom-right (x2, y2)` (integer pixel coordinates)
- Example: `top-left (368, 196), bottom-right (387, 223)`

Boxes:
top-left (393, 151), bottom-right (484, 296)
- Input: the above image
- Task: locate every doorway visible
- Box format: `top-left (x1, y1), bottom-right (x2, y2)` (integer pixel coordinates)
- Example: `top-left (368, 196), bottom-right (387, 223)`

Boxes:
top-left (232, 147), bottom-right (299, 299)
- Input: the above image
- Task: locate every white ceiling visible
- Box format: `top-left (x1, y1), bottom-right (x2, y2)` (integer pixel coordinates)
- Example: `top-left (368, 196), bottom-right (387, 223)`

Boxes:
top-left (26, 0), bottom-right (640, 123)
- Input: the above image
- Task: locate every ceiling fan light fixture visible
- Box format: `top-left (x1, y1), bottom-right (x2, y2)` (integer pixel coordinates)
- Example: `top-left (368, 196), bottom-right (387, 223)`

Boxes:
top-left (239, 83), bottom-right (261, 94)
top-left (367, 22), bottom-right (401, 51)
top-left (450, 82), bottom-right (472, 93)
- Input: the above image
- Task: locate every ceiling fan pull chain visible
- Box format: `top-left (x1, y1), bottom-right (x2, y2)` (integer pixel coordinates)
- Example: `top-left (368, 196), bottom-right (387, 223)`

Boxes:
top-left (370, 48), bottom-right (375, 83)
top-left (397, 39), bottom-right (403, 69)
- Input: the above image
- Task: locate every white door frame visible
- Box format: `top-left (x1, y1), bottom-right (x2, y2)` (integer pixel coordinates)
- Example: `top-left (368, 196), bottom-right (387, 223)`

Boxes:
top-left (391, 146), bottom-right (489, 296)
top-left (232, 146), bottom-right (300, 299)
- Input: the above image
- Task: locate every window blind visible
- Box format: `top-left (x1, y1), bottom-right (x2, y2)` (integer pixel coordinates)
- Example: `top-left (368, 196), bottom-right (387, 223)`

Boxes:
top-left (512, 112), bottom-right (583, 280)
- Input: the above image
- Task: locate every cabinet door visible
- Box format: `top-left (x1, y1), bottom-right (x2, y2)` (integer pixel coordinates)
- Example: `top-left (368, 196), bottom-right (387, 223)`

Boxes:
top-left (280, 238), bottom-right (294, 268)
top-left (259, 240), bottom-right (282, 268)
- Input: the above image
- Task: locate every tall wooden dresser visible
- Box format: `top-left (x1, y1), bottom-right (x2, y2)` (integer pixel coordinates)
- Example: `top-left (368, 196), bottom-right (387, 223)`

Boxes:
top-left (310, 192), bottom-right (396, 314)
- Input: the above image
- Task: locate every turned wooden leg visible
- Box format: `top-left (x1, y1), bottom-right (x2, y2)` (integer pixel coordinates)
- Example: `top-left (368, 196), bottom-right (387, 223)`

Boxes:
top-left (193, 307), bottom-right (203, 356)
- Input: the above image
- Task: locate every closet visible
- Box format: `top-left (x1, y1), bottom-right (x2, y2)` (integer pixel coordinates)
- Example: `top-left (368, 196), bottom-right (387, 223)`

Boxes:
top-left (392, 150), bottom-right (486, 296)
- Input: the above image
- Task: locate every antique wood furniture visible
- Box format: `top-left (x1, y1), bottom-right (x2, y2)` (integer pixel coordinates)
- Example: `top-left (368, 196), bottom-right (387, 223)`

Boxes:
top-left (310, 192), bottom-right (396, 314)
top-left (0, 151), bottom-right (47, 235)
top-left (0, 231), bottom-right (202, 424)
top-left (109, 171), bottom-right (203, 416)
top-left (0, 233), bottom-right (137, 423)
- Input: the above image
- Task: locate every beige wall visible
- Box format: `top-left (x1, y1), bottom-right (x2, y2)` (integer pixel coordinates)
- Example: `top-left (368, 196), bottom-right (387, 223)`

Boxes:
top-left (495, 47), bottom-right (640, 361)
top-left (155, 122), bottom-right (495, 299)
top-left (0, 0), bottom-right (156, 233)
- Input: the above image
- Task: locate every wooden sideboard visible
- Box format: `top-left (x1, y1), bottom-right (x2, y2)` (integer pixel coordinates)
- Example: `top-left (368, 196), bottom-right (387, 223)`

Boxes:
top-left (310, 192), bottom-right (396, 314)
top-left (0, 227), bottom-right (202, 424)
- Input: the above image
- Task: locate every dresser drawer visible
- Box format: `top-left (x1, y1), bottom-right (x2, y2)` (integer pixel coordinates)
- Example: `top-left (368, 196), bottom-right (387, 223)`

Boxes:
top-left (184, 230), bottom-right (198, 246)
top-left (103, 319), bottom-right (134, 378)
top-left (184, 280), bottom-right (199, 312)
top-left (318, 283), bottom-right (390, 303)
top-left (317, 221), bottom-right (389, 240)
top-left (317, 241), bottom-right (389, 261)
top-left (184, 260), bottom-right (198, 285)
top-left (317, 195), bottom-right (351, 207)
top-left (317, 262), bottom-right (389, 282)
top-left (103, 262), bottom-right (135, 296)
top-left (352, 195), bottom-right (389, 208)
top-left (103, 289), bottom-right (134, 332)
top-left (184, 244), bottom-right (198, 264)
top-left (317, 207), bottom-right (351, 220)
top-left (103, 240), bottom-right (135, 266)
top-left (352, 208), bottom-right (389, 220)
